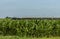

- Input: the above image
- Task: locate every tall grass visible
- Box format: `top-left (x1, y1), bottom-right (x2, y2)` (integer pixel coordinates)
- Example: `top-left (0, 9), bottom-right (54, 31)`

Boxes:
top-left (0, 36), bottom-right (60, 39)
top-left (0, 18), bottom-right (60, 37)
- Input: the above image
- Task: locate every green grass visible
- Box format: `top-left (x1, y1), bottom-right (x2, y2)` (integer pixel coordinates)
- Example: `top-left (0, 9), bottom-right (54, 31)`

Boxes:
top-left (0, 36), bottom-right (60, 39)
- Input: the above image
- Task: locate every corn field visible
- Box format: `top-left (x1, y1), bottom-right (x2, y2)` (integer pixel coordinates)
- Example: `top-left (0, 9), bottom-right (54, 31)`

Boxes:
top-left (0, 18), bottom-right (60, 37)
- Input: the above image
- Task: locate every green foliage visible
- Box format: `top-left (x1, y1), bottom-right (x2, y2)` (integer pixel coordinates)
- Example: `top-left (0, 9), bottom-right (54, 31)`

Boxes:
top-left (0, 18), bottom-right (60, 37)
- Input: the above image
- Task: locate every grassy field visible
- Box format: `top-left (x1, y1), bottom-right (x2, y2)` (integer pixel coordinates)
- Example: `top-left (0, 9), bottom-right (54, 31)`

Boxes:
top-left (0, 36), bottom-right (60, 39)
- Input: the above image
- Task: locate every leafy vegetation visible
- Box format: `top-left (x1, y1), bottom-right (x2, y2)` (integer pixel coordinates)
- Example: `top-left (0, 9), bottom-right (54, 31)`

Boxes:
top-left (0, 36), bottom-right (60, 39)
top-left (0, 18), bottom-right (60, 37)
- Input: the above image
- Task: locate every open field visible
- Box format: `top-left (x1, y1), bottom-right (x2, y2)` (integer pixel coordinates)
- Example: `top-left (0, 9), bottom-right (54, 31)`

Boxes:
top-left (0, 36), bottom-right (60, 39)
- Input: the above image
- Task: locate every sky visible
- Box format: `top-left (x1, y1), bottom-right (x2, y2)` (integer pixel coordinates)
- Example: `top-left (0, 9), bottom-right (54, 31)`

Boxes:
top-left (0, 0), bottom-right (60, 18)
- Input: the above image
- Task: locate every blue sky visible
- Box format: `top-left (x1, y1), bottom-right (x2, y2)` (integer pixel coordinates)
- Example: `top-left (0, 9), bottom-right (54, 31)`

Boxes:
top-left (0, 0), bottom-right (60, 18)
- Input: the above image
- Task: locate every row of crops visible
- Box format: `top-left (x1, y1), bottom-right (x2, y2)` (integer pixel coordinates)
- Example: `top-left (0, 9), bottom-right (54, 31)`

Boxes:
top-left (0, 18), bottom-right (60, 37)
